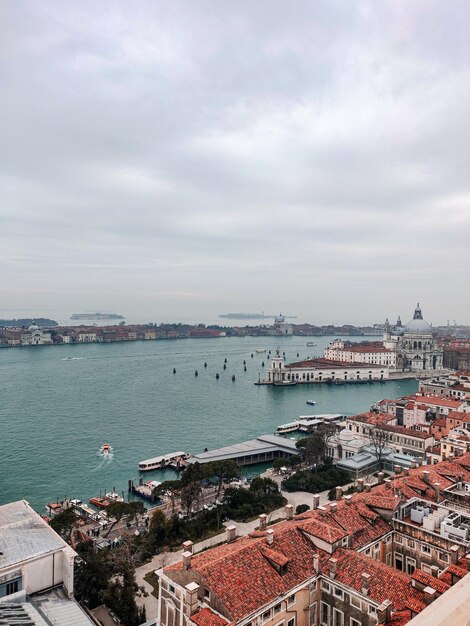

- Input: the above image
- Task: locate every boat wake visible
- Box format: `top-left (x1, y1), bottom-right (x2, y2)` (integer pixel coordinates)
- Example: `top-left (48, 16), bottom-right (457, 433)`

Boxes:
top-left (61, 357), bottom-right (84, 361)
top-left (92, 450), bottom-right (114, 471)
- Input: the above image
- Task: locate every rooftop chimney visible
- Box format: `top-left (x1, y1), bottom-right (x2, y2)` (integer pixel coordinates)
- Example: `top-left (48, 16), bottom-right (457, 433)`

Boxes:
top-left (285, 504), bottom-right (294, 520)
top-left (344, 495), bottom-right (352, 506)
top-left (185, 582), bottom-right (200, 616)
top-left (335, 486), bottom-right (343, 500)
top-left (377, 472), bottom-right (385, 484)
top-left (328, 557), bottom-right (338, 579)
top-left (226, 525), bottom-right (237, 543)
top-left (433, 482), bottom-right (441, 502)
top-left (450, 544), bottom-right (460, 564)
top-left (182, 540), bottom-right (193, 554)
top-left (376, 599), bottom-right (392, 624)
top-left (183, 551), bottom-right (192, 570)
top-left (318, 505), bottom-right (328, 517)
top-left (422, 470), bottom-right (430, 484)
top-left (410, 461), bottom-right (417, 469)
top-left (313, 553), bottom-right (320, 574)
top-left (364, 483), bottom-right (371, 493)
top-left (259, 513), bottom-right (267, 530)
top-left (403, 467), bottom-right (409, 476)
top-left (384, 478), bottom-right (392, 490)
top-left (423, 586), bottom-right (437, 605)
top-left (329, 502), bottom-right (337, 513)
top-left (361, 572), bottom-right (371, 596)
top-left (395, 465), bottom-right (402, 475)
top-left (266, 528), bottom-right (274, 545)
top-left (430, 565), bottom-right (439, 578)
top-left (357, 478), bottom-right (365, 493)
top-left (312, 495), bottom-right (320, 510)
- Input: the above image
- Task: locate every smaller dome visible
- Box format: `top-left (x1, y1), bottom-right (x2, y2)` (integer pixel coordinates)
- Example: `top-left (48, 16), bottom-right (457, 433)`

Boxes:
top-left (338, 429), bottom-right (354, 442)
top-left (28, 324), bottom-right (39, 332)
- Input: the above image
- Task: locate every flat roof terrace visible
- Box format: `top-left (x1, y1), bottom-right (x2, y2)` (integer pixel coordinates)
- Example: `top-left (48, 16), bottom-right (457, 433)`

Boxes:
top-left (187, 434), bottom-right (299, 466)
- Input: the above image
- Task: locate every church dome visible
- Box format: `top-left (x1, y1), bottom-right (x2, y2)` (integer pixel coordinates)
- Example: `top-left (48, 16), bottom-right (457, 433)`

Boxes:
top-left (404, 304), bottom-right (432, 334)
top-left (28, 324), bottom-right (39, 332)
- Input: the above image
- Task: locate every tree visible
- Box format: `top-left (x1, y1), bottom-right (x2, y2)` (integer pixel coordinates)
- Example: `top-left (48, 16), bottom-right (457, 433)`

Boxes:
top-left (49, 507), bottom-right (77, 540)
top-left (304, 424), bottom-right (335, 471)
top-left (369, 424), bottom-right (391, 471)
top-left (75, 541), bottom-right (112, 609)
top-left (153, 480), bottom-right (182, 515)
top-left (181, 480), bottom-right (203, 517)
top-left (296, 504), bottom-right (310, 514)
top-left (203, 460), bottom-right (240, 498)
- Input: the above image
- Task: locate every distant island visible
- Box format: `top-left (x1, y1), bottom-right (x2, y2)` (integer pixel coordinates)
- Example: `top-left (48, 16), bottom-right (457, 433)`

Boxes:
top-left (219, 313), bottom-right (297, 320)
top-left (0, 318), bottom-right (58, 328)
top-left (70, 312), bottom-right (125, 320)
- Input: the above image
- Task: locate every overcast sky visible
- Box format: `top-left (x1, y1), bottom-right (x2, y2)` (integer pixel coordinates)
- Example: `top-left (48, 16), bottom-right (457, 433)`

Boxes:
top-left (1, 1), bottom-right (469, 325)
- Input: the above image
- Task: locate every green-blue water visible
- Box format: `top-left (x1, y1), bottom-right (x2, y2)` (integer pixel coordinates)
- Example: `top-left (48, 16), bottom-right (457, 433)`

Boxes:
top-left (0, 336), bottom-right (417, 512)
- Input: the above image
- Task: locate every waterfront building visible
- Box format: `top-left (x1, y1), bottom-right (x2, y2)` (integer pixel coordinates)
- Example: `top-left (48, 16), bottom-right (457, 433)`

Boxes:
top-left (273, 313), bottom-right (293, 336)
top-left (19, 324), bottom-right (53, 346)
top-left (419, 371), bottom-right (470, 401)
top-left (324, 339), bottom-right (397, 368)
top-left (154, 453), bottom-right (470, 626)
top-left (265, 354), bottom-right (388, 384)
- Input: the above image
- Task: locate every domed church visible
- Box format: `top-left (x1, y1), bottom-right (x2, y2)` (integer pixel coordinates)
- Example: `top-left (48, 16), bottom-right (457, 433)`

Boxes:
top-left (383, 304), bottom-right (443, 372)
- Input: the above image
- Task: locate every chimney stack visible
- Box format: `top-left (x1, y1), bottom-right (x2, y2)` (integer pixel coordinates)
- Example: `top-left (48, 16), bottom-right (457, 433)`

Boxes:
top-left (450, 545), bottom-right (460, 564)
top-left (361, 573), bottom-right (371, 596)
top-left (423, 586), bottom-right (437, 606)
top-left (285, 504), bottom-right (294, 520)
top-left (377, 472), bottom-right (385, 484)
top-left (312, 494), bottom-right (320, 510)
top-left (357, 478), bottom-right (365, 493)
top-left (329, 502), bottom-right (337, 513)
top-left (183, 551), bottom-right (192, 570)
top-left (266, 529), bottom-right (274, 545)
top-left (433, 482), bottom-right (441, 502)
top-left (335, 486), bottom-right (343, 500)
top-left (182, 540), bottom-right (193, 554)
top-left (318, 505), bottom-right (328, 517)
top-left (313, 553), bottom-right (320, 574)
top-left (344, 495), bottom-right (352, 506)
top-left (364, 483), bottom-right (371, 493)
top-left (410, 461), bottom-right (417, 469)
top-left (328, 557), bottom-right (338, 579)
top-left (226, 525), bottom-right (237, 543)
top-left (376, 600), bottom-right (392, 624)
top-left (185, 582), bottom-right (200, 616)
top-left (403, 467), bottom-right (409, 476)
top-left (422, 470), bottom-right (430, 484)
top-left (430, 565), bottom-right (439, 578)
top-left (395, 465), bottom-right (402, 475)
top-left (384, 478), bottom-right (392, 490)
top-left (259, 514), bottom-right (267, 530)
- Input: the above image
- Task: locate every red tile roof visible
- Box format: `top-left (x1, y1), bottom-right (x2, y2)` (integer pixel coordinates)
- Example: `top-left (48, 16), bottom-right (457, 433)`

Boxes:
top-left (324, 548), bottom-right (425, 610)
top-left (191, 608), bottom-right (228, 626)
top-left (411, 569), bottom-right (450, 594)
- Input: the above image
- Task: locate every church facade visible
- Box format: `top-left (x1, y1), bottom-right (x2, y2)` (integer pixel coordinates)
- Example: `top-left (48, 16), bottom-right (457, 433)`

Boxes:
top-left (383, 303), bottom-right (444, 372)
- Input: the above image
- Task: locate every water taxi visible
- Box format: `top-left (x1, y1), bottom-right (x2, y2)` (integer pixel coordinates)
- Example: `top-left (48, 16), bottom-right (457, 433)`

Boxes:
top-left (256, 348), bottom-right (267, 353)
top-left (306, 400), bottom-right (316, 405)
top-left (307, 342), bottom-right (317, 347)
top-left (100, 443), bottom-right (112, 455)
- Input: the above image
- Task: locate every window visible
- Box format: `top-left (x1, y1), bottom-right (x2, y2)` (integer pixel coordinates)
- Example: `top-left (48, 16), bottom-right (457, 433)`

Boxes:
top-left (287, 594), bottom-right (295, 606)
top-left (169, 584), bottom-right (176, 594)
top-left (350, 619), bottom-right (361, 626)
top-left (395, 535), bottom-right (403, 544)
top-left (321, 603), bottom-right (330, 626)
top-left (368, 606), bottom-right (377, 617)
top-left (262, 610), bottom-right (272, 623)
top-left (321, 581), bottom-right (331, 593)
top-left (421, 544), bottom-right (431, 554)
top-left (287, 619), bottom-right (295, 626)
top-left (438, 551), bottom-right (449, 563)
top-left (273, 603), bottom-right (282, 615)
top-left (407, 539), bottom-right (415, 549)
top-left (334, 587), bottom-right (343, 599)
top-left (350, 596), bottom-right (361, 609)
top-left (4, 580), bottom-right (19, 596)
top-left (333, 609), bottom-right (343, 626)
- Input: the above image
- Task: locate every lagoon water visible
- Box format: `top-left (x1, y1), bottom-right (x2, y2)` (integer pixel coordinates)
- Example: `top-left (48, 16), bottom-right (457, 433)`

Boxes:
top-left (0, 336), bottom-right (417, 511)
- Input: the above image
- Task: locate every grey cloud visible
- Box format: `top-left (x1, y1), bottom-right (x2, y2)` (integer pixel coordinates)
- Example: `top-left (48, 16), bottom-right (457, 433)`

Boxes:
top-left (1, 0), bottom-right (469, 324)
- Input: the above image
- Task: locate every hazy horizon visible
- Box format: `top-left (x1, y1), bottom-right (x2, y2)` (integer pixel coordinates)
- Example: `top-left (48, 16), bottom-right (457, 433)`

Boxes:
top-left (1, 1), bottom-right (469, 323)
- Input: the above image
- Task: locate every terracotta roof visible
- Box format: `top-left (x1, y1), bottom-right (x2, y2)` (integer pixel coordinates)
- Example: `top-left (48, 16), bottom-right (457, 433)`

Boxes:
top-left (324, 548), bottom-right (425, 611)
top-left (191, 608), bottom-right (228, 626)
top-left (412, 569), bottom-right (449, 594)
